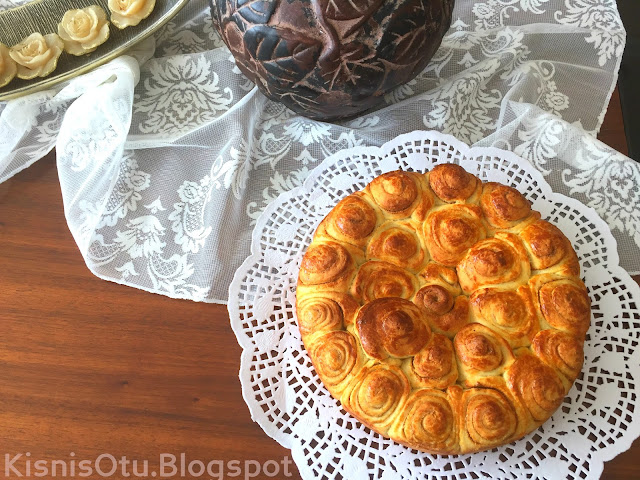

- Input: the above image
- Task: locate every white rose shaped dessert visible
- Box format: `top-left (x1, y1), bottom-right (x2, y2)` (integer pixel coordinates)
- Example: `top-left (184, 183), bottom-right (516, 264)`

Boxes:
top-left (0, 43), bottom-right (17, 88)
top-left (9, 33), bottom-right (64, 80)
top-left (108, 0), bottom-right (156, 29)
top-left (58, 6), bottom-right (110, 56)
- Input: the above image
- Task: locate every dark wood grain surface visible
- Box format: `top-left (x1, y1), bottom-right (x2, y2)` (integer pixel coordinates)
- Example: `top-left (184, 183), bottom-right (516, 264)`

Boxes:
top-left (0, 89), bottom-right (637, 480)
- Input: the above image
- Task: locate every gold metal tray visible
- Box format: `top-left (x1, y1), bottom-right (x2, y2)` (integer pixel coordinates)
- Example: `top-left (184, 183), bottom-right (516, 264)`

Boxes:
top-left (0, 0), bottom-right (189, 101)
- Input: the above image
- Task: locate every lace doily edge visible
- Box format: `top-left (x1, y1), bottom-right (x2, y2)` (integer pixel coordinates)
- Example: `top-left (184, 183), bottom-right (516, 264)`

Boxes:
top-left (227, 130), bottom-right (640, 466)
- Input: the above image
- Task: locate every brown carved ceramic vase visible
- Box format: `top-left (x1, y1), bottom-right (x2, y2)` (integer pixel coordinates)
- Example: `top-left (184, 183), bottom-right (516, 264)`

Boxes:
top-left (209, 0), bottom-right (455, 121)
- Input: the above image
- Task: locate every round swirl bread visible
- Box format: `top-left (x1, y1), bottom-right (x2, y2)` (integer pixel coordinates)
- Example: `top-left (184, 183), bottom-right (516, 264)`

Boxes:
top-left (296, 164), bottom-right (590, 454)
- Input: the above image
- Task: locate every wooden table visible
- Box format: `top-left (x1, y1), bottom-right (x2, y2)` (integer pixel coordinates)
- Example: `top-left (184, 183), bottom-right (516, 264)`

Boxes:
top-left (0, 89), bottom-right (637, 480)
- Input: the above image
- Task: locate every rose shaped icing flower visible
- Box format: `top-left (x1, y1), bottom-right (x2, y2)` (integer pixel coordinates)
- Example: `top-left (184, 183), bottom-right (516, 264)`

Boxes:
top-left (0, 43), bottom-right (17, 88)
top-left (108, 0), bottom-right (156, 29)
top-left (10, 33), bottom-right (64, 80)
top-left (58, 6), bottom-right (110, 56)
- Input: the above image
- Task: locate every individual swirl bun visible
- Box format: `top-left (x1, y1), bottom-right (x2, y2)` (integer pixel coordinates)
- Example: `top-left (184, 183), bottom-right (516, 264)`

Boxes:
top-left (356, 297), bottom-right (431, 360)
top-left (505, 352), bottom-right (566, 422)
top-left (297, 164), bottom-right (590, 454)
top-left (459, 387), bottom-right (518, 452)
top-left (297, 240), bottom-right (364, 296)
top-left (297, 292), bottom-right (359, 341)
top-left (470, 286), bottom-right (539, 348)
top-left (457, 232), bottom-right (531, 293)
top-left (369, 171), bottom-right (434, 221)
top-left (309, 330), bottom-right (364, 397)
top-left (480, 182), bottom-right (538, 230)
top-left (520, 220), bottom-right (580, 276)
top-left (389, 387), bottom-right (459, 453)
top-left (341, 363), bottom-right (411, 430)
top-left (414, 284), bottom-right (470, 336)
top-left (403, 333), bottom-right (458, 389)
top-left (367, 221), bottom-right (427, 272)
top-left (531, 329), bottom-right (584, 383)
top-left (315, 192), bottom-right (382, 248)
top-left (454, 323), bottom-right (515, 385)
top-left (351, 260), bottom-right (419, 303)
top-left (429, 163), bottom-right (482, 203)
top-left (530, 275), bottom-right (591, 338)
top-left (423, 205), bottom-right (486, 266)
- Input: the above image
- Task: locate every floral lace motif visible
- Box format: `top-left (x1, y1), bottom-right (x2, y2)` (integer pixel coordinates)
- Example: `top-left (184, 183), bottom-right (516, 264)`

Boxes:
top-left (0, 0), bottom-right (635, 307)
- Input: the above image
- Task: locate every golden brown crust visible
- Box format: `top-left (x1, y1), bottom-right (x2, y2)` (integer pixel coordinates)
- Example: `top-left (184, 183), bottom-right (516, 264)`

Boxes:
top-left (535, 277), bottom-right (591, 338)
top-left (420, 262), bottom-right (460, 288)
top-left (366, 220), bottom-right (427, 272)
top-left (470, 286), bottom-right (539, 348)
top-left (423, 205), bottom-right (486, 266)
top-left (341, 363), bottom-right (411, 430)
top-left (480, 182), bottom-right (536, 230)
top-left (298, 240), bottom-right (358, 289)
top-left (368, 171), bottom-right (434, 220)
top-left (457, 232), bottom-right (531, 293)
top-left (355, 297), bottom-right (431, 360)
top-left (297, 292), bottom-right (360, 339)
top-left (351, 260), bottom-right (419, 303)
top-left (389, 387), bottom-right (459, 453)
top-left (296, 164), bottom-right (589, 454)
top-left (460, 387), bottom-right (518, 452)
top-left (403, 333), bottom-right (458, 389)
top-left (505, 352), bottom-right (566, 422)
top-left (415, 288), bottom-right (471, 337)
top-left (520, 220), bottom-right (580, 275)
top-left (454, 323), bottom-right (515, 385)
top-left (429, 164), bottom-right (482, 203)
top-left (309, 330), bottom-right (363, 397)
top-left (531, 329), bottom-right (584, 382)
top-left (316, 192), bottom-right (381, 247)
top-left (415, 284), bottom-right (454, 316)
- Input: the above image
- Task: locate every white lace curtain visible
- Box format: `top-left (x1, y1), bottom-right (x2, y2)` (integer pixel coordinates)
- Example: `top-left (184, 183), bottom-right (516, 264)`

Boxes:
top-left (0, 0), bottom-right (635, 303)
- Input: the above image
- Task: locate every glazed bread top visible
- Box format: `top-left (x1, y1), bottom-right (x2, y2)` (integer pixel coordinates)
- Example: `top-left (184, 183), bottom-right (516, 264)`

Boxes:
top-left (296, 164), bottom-right (589, 454)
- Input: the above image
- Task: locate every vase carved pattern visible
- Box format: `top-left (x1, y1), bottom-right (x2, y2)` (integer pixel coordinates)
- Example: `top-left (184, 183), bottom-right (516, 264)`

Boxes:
top-left (209, 0), bottom-right (454, 120)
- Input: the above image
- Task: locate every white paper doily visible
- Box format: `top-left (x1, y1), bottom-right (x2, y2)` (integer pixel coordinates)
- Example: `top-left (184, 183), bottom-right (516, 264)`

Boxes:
top-left (228, 131), bottom-right (640, 480)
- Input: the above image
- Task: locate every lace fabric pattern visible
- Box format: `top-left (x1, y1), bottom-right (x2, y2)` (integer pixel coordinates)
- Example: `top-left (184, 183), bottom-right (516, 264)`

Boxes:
top-left (0, 0), bottom-right (635, 303)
